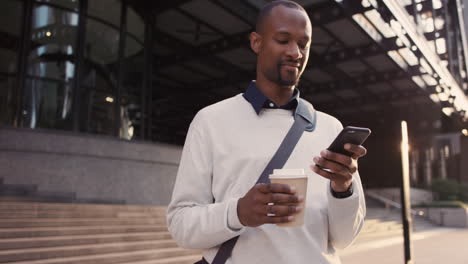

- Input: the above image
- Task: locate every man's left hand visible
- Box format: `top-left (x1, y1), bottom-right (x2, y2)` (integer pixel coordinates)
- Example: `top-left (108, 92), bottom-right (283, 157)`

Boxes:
top-left (310, 144), bottom-right (367, 192)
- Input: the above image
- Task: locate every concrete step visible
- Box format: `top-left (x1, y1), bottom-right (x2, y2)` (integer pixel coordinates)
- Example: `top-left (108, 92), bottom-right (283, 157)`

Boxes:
top-left (357, 219), bottom-right (437, 243)
top-left (0, 202), bottom-right (166, 214)
top-left (0, 202), bottom-right (206, 263)
top-left (362, 219), bottom-right (379, 225)
top-left (355, 205), bottom-right (440, 247)
top-left (366, 216), bottom-right (402, 222)
top-left (11, 191), bottom-right (77, 202)
top-left (0, 187), bottom-right (83, 204)
top-left (354, 229), bottom-right (403, 244)
top-left (0, 196), bottom-right (76, 203)
top-left (366, 211), bottom-right (401, 217)
top-left (0, 218), bottom-right (166, 228)
top-left (413, 222), bottom-right (438, 231)
top-left (361, 221), bottom-right (402, 232)
top-left (360, 226), bottom-right (402, 236)
top-left (0, 210), bottom-right (163, 219)
top-left (362, 219), bottom-right (400, 226)
top-left (4, 247), bottom-right (202, 264)
top-left (0, 184), bottom-right (37, 196)
top-left (361, 220), bottom-right (384, 230)
top-left (0, 190), bottom-right (126, 204)
top-left (0, 225), bottom-right (168, 239)
top-left (72, 197), bottom-right (127, 204)
top-left (0, 240), bottom-right (180, 262)
top-left (362, 219), bottom-right (435, 232)
top-left (119, 255), bottom-right (203, 264)
top-left (0, 232), bottom-right (173, 250)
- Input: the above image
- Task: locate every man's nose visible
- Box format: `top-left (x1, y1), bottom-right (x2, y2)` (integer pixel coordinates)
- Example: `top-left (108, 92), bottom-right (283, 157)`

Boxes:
top-left (286, 43), bottom-right (303, 60)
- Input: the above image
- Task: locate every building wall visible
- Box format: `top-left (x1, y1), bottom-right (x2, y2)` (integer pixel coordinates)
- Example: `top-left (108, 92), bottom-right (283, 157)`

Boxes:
top-left (357, 122), bottom-right (403, 189)
top-left (0, 127), bottom-right (183, 205)
top-left (461, 135), bottom-right (468, 183)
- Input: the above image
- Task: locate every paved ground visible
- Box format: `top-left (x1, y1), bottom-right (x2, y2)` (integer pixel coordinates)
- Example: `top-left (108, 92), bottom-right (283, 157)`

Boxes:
top-left (339, 227), bottom-right (468, 264)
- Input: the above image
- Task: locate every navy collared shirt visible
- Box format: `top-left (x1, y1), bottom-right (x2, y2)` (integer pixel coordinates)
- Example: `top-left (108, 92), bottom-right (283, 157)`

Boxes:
top-left (242, 81), bottom-right (316, 131)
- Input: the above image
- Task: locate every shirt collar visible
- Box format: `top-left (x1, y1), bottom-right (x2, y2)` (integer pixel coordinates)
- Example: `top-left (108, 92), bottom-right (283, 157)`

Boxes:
top-left (243, 81), bottom-right (299, 114)
top-left (242, 81), bottom-right (316, 131)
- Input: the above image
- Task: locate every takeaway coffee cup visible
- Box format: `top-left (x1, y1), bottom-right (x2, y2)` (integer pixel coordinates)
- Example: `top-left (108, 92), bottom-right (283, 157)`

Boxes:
top-left (269, 168), bottom-right (308, 227)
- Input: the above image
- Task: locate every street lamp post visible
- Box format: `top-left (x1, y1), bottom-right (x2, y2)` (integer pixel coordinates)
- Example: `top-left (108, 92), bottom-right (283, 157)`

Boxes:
top-left (401, 120), bottom-right (414, 264)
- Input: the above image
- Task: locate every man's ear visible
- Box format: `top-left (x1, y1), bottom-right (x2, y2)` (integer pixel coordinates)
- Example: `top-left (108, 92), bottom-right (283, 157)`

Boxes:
top-left (250, 32), bottom-right (262, 54)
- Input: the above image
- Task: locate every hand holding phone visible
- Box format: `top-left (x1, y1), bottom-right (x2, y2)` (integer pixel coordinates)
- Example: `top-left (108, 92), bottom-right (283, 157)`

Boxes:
top-left (316, 126), bottom-right (371, 171)
top-left (312, 126), bottom-right (370, 192)
top-left (327, 126), bottom-right (371, 157)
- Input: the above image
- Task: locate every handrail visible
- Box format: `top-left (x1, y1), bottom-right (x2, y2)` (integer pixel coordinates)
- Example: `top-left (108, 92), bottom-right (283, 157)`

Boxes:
top-left (366, 191), bottom-right (424, 217)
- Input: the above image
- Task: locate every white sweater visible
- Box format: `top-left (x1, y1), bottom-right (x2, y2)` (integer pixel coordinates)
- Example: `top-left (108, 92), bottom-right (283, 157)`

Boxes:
top-left (167, 94), bottom-right (366, 264)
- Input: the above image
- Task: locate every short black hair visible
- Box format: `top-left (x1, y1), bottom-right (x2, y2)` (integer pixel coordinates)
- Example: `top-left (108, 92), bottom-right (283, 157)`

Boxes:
top-left (255, 0), bottom-right (307, 33)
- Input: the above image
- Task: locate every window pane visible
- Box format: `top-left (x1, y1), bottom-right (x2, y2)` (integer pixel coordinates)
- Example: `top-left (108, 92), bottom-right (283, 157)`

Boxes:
top-left (119, 6), bottom-right (145, 140)
top-left (35, 0), bottom-right (79, 11)
top-left (81, 18), bottom-right (121, 136)
top-left (0, 0), bottom-right (23, 126)
top-left (0, 74), bottom-right (17, 125)
top-left (0, 0), bottom-right (22, 73)
top-left (126, 7), bottom-right (144, 44)
top-left (88, 0), bottom-right (121, 28)
top-left (29, 5), bottom-right (78, 81)
top-left (83, 19), bottom-right (119, 70)
top-left (0, 0), bottom-right (23, 36)
top-left (121, 34), bottom-right (144, 140)
top-left (81, 86), bottom-right (116, 135)
top-left (21, 4), bottom-right (77, 129)
top-left (22, 78), bottom-right (73, 129)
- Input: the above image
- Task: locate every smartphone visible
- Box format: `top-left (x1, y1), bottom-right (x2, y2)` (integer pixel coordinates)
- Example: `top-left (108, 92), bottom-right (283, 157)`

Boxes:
top-left (316, 126), bottom-right (371, 171)
top-left (327, 126), bottom-right (371, 156)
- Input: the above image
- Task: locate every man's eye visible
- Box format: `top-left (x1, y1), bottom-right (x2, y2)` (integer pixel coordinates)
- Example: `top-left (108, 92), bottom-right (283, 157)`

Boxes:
top-left (276, 40), bottom-right (288, 44)
top-left (299, 43), bottom-right (309, 49)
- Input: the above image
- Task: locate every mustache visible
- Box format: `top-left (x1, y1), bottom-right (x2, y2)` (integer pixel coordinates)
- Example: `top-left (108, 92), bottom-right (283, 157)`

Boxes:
top-left (279, 59), bottom-right (302, 68)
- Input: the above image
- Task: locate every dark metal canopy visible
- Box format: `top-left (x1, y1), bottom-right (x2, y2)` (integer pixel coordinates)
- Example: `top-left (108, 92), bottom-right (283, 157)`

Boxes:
top-left (131, 0), bottom-right (468, 144)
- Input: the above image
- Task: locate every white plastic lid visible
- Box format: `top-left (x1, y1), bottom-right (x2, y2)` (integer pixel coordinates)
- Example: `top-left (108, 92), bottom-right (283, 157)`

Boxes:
top-left (270, 169), bottom-right (306, 179)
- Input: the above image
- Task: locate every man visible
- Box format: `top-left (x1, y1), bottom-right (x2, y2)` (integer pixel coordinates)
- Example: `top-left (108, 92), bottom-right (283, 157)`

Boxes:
top-left (167, 1), bottom-right (367, 263)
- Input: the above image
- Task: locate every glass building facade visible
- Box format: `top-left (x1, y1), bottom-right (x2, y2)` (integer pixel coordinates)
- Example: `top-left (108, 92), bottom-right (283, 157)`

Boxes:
top-left (0, 0), bottom-right (152, 140)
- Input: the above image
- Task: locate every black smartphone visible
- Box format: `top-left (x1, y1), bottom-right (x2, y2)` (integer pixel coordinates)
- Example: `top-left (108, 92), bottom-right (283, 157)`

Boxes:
top-left (327, 126), bottom-right (371, 157)
top-left (316, 126), bottom-right (371, 171)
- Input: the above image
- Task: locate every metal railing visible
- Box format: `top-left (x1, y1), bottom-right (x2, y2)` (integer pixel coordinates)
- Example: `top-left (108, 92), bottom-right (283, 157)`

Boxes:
top-left (366, 191), bottom-right (426, 218)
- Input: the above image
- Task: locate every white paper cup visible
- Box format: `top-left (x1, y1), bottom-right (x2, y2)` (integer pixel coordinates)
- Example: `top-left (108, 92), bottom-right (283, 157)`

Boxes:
top-left (269, 169), bottom-right (308, 227)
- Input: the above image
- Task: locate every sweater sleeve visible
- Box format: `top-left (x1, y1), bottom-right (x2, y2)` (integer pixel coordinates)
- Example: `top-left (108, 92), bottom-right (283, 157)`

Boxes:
top-left (326, 118), bottom-right (366, 249)
top-left (327, 171), bottom-right (366, 249)
top-left (166, 113), bottom-right (245, 249)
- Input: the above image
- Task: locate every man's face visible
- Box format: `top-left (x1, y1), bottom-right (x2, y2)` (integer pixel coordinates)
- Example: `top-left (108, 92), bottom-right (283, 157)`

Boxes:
top-left (253, 6), bottom-right (312, 88)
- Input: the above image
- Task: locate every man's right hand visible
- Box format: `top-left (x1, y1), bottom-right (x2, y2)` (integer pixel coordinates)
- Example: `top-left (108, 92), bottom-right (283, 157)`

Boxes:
top-left (237, 183), bottom-right (304, 227)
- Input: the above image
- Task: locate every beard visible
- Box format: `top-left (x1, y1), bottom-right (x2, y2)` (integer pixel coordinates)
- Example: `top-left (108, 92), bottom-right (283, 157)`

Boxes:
top-left (277, 63), bottom-right (300, 86)
top-left (262, 59), bottom-right (303, 87)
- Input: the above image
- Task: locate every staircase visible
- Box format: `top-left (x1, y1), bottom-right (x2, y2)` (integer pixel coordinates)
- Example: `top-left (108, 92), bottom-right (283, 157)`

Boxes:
top-left (0, 201), bottom-right (202, 264)
top-left (354, 195), bottom-right (438, 245)
top-left (0, 182), bottom-right (439, 263)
